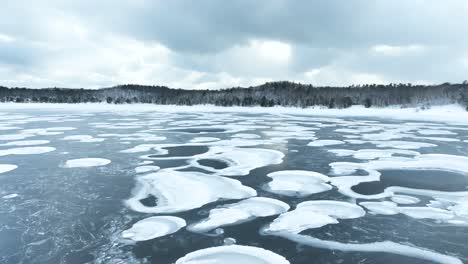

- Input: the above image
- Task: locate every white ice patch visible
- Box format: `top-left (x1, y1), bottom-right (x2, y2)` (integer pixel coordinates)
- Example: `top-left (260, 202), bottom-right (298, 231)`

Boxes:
top-left (188, 197), bottom-right (289, 233)
top-left (126, 170), bottom-right (256, 214)
top-left (0, 134), bottom-right (35, 141)
top-left (0, 146), bottom-right (55, 156)
top-left (192, 146), bottom-right (284, 176)
top-left (369, 140), bottom-right (436, 149)
top-left (64, 158), bottom-right (111, 168)
top-left (120, 144), bottom-right (168, 154)
top-left (265, 200), bottom-right (365, 234)
top-left (264, 170), bottom-right (332, 197)
top-left (360, 201), bottom-right (456, 221)
top-left (328, 149), bottom-right (420, 160)
top-left (2, 193), bottom-right (18, 199)
top-left (391, 195), bottom-right (420, 205)
top-left (121, 216), bottom-right (186, 242)
top-left (63, 135), bottom-right (105, 143)
top-left (175, 245), bottom-right (290, 264)
top-left (231, 133), bottom-right (261, 139)
top-left (329, 154), bottom-right (468, 202)
top-left (190, 137), bottom-right (220, 143)
top-left (0, 140), bottom-right (50, 146)
top-left (135, 165), bottom-right (160, 174)
top-left (265, 233), bottom-right (462, 264)
top-left (417, 129), bottom-right (457, 136)
top-left (0, 164), bottom-right (17, 174)
top-left (308, 140), bottom-right (344, 147)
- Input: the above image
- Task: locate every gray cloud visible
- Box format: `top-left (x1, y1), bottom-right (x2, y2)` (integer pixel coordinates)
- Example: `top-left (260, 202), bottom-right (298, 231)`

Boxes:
top-left (1, 0), bottom-right (467, 88)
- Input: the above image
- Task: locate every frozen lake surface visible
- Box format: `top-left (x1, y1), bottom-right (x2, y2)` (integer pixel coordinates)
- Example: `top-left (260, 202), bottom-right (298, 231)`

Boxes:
top-left (0, 106), bottom-right (468, 264)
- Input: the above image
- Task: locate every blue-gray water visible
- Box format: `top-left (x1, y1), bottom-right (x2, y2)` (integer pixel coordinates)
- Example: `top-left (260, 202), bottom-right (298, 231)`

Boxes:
top-left (0, 108), bottom-right (467, 264)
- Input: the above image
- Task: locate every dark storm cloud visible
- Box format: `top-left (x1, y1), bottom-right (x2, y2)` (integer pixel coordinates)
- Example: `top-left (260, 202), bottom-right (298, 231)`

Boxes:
top-left (0, 0), bottom-right (467, 88)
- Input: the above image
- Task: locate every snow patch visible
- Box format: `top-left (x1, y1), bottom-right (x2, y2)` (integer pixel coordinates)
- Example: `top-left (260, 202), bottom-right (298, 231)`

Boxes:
top-left (121, 216), bottom-right (186, 242)
top-left (175, 245), bottom-right (290, 264)
top-left (64, 158), bottom-right (111, 168)
top-left (188, 197), bottom-right (289, 233)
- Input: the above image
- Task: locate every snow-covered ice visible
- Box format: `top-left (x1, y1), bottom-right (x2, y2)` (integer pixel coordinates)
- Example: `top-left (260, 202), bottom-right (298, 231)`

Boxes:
top-left (63, 158), bottom-right (111, 168)
top-left (188, 197), bottom-right (289, 233)
top-left (175, 245), bottom-right (290, 264)
top-left (125, 170), bottom-right (256, 213)
top-left (121, 216), bottom-right (186, 242)
top-left (264, 170), bottom-right (332, 197)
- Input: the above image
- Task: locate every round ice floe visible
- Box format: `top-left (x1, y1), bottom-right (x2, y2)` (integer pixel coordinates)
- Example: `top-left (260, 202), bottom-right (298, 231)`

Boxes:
top-left (135, 165), bottom-right (160, 173)
top-left (0, 164), bottom-right (17, 174)
top-left (0, 146), bottom-right (55, 156)
top-left (391, 195), bottom-right (420, 205)
top-left (121, 216), bottom-right (186, 242)
top-left (188, 197), bottom-right (289, 233)
top-left (307, 140), bottom-right (344, 147)
top-left (63, 135), bottom-right (105, 143)
top-left (265, 200), bottom-right (365, 234)
top-left (175, 245), bottom-right (290, 264)
top-left (193, 147), bottom-right (284, 176)
top-left (0, 140), bottom-right (50, 146)
top-left (126, 170), bottom-right (256, 214)
top-left (63, 158), bottom-right (111, 168)
top-left (0, 134), bottom-right (35, 141)
top-left (264, 170), bottom-right (332, 197)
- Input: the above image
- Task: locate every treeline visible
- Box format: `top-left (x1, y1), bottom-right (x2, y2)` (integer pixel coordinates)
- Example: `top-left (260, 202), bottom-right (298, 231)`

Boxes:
top-left (0, 81), bottom-right (468, 109)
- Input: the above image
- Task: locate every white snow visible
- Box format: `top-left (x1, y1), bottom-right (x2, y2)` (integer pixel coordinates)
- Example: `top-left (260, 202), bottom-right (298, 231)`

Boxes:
top-left (192, 146), bottom-right (284, 176)
top-left (265, 200), bottom-right (365, 234)
top-left (264, 170), bottom-right (332, 197)
top-left (188, 197), bottom-right (289, 233)
top-left (0, 164), bottom-right (17, 174)
top-left (63, 158), bottom-right (111, 168)
top-left (125, 170), bottom-right (256, 214)
top-left (189, 137), bottom-right (220, 143)
top-left (3, 103), bottom-right (468, 125)
top-left (135, 165), bottom-right (160, 173)
top-left (265, 233), bottom-right (462, 264)
top-left (63, 135), bottom-right (105, 143)
top-left (360, 201), bottom-right (456, 221)
top-left (391, 195), bottom-right (420, 205)
top-left (2, 193), bottom-right (19, 199)
top-left (0, 140), bottom-right (50, 146)
top-left (308, 140), bottom-right (345, 147)
top-left (0, 146), bottom-right (55, 156)
top-left (328, 149), bottom-right (420, 160)
top-left (175, 245), bottom-right (290, 264)
top-left (231, 133), bottom-right (261, 139)
top-left (121, 216), bottom-right (186, 242)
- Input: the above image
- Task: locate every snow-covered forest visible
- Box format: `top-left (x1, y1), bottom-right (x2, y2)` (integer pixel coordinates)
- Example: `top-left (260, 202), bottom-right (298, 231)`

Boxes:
top-left (1, 81), bottom-right (467, 109)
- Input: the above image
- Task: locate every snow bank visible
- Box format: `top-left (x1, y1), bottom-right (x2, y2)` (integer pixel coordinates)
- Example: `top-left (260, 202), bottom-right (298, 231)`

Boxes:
top-left (2, 103), bottom-right (468, 124)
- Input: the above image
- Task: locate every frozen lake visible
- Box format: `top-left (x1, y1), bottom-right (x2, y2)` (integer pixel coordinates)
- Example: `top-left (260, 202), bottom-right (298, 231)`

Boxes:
top-left (0, 106), bottom-right (467, 264)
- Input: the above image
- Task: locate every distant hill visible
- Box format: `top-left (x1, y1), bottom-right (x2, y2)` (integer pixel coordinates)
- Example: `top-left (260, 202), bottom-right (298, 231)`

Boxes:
top-left (1, 81), bottom-right (467, 110)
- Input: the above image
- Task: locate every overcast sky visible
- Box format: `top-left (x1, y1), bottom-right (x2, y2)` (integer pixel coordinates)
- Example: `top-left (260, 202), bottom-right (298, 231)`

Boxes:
top-left (1, 0), bottom-right (467, 89)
